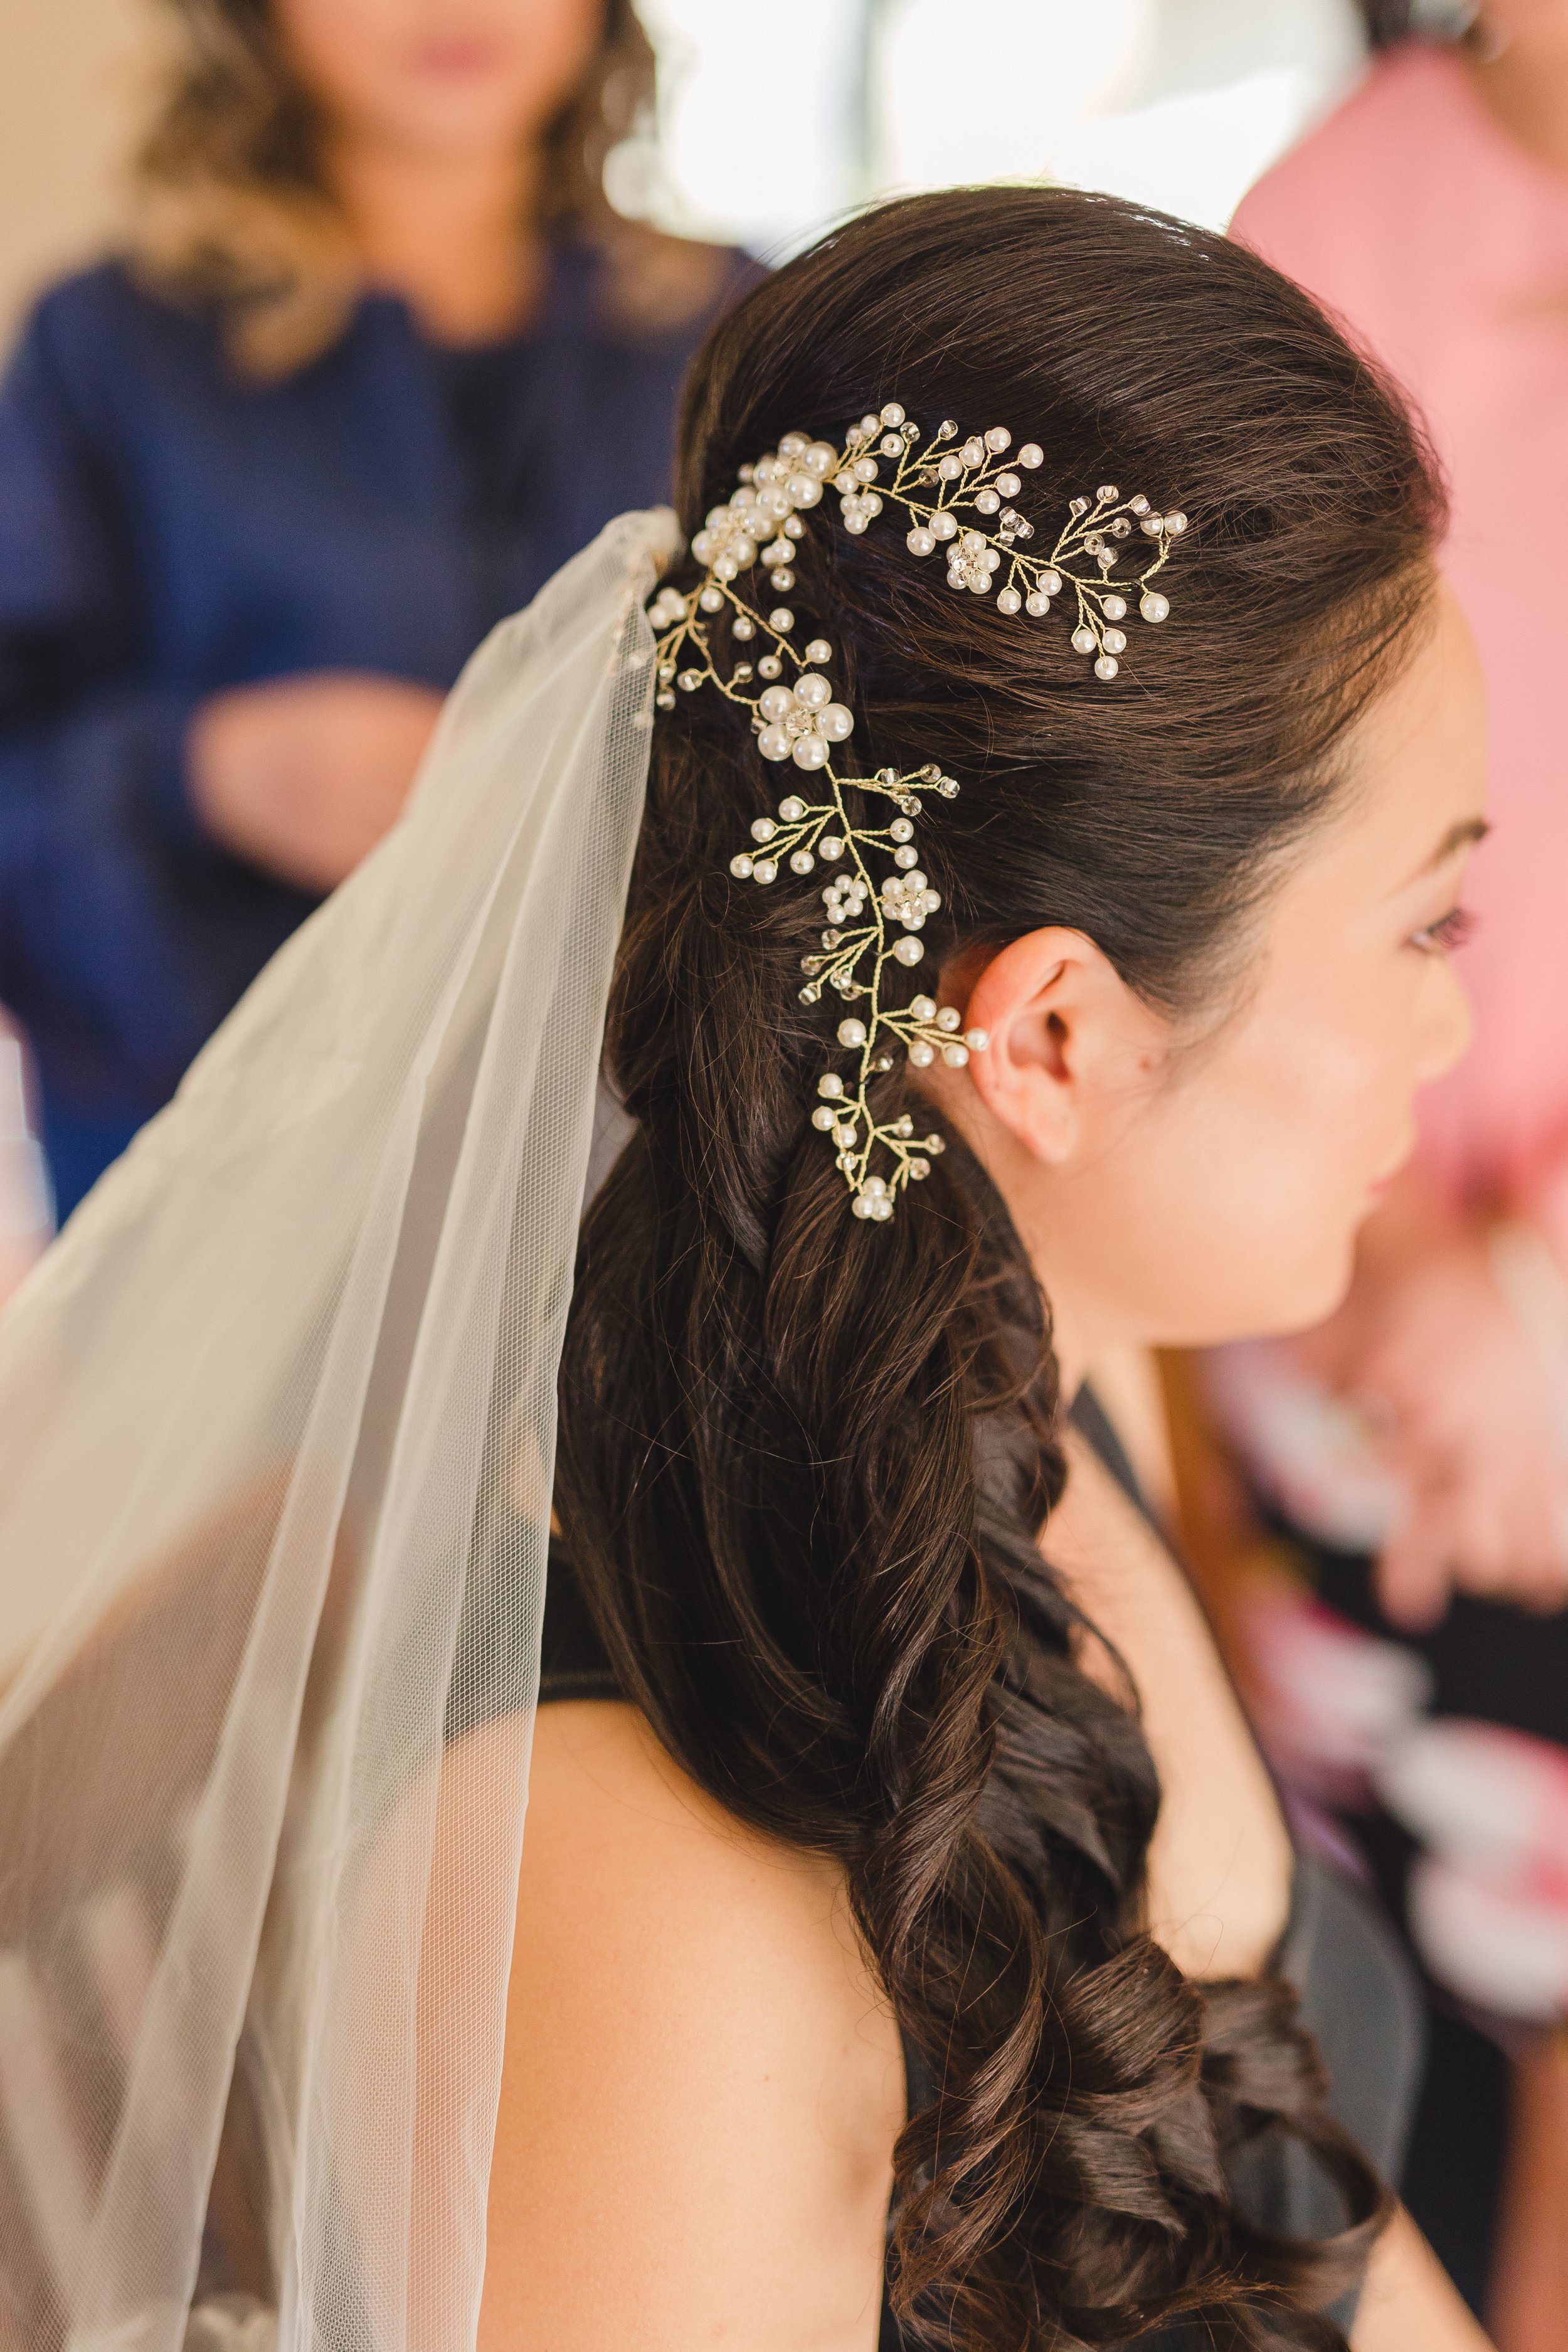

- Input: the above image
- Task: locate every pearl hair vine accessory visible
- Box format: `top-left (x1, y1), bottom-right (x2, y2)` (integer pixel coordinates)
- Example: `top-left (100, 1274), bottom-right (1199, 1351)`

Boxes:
top-left (647, 401), bottom-right (1187, 1222)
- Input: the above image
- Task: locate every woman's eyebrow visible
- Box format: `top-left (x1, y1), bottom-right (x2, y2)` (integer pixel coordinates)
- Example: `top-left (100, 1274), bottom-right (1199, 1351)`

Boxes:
top-left (1412, 815), bottom-right (1490, 880)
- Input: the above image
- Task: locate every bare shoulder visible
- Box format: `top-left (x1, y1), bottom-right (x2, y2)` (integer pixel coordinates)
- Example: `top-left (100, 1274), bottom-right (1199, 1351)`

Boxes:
top-left (479, 1701), bottom-right (903, 2352)
top-left (1049, 1429), bottom-right (1293, 1984)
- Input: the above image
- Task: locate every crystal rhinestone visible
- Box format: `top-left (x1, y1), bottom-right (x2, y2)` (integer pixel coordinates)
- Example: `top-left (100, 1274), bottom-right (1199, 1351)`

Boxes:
top-left (893, 936), bottom-right (924, 966)
top-left (936, 778), bottom-right (959, 797)
top-left (819, 835), bottom-right (844, 860)
top-left (1071, 627), bottom-right (1096, 655)
top-left (965, 1028), bottom-right (990, 1052)
top-left (770, 607), bottom-right (795, 632)
top-left (677, 670), bottom-right (702, 691)
top-left (1069, 496), bottom-right (1089, 516)
top-left (1096, 549), bottom-right (1116, 571)
top-left (805, 638), bottom-right (832, 663)
top-left (1102, 595), bottom-right (1127, 620)
top-left (790, 850), bottom-right (815, 874)
top-left (908, 1041), bottom-right (936, 1068)
top-left (753, 858), bottom-right (778, 882)
top-left (730, 854), bottom-right (753, 879)
top-left (1130, 494), bottom-right (1150, 514)
top-left (996, 586), bottom-right (1021, 616)
top-left (731, 663), bottom-right (753, 683)
top-left (799, 983), bottom-right (821, 1004)
top-left (838, 1019), bottom-right (867, 1047)
top-left (1097, 484), bottom-right (1119, 504)
top-left (1140, 591), bottom-right (1170, 623)
top-left (733, 615), bottom-right (755, 640)
top-left (910, 995), bottom-right (936, 1020)
top-left (1094, 655), bottom-right (1120, 680)
top-left (909, 1157), bottom-right (930, 1180)
top-left (941, 1042), bottom-right (970, 1067)
top-left (812, 1104), bottom-right (837, 1130)
top-left (936, 1006), bottom-right (961, 1031)
top-left (926, 1134), bottom-right (946, 1155)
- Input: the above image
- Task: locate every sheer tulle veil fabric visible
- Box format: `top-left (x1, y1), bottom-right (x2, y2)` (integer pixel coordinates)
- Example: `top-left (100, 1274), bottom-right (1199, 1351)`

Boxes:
top-left (0, 510), bottom-right (674, 2351)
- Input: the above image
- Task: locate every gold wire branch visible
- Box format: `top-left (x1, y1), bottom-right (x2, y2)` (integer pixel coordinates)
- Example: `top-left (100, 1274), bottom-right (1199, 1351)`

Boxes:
top-left (647, 404), bottom-right (1187, 1221)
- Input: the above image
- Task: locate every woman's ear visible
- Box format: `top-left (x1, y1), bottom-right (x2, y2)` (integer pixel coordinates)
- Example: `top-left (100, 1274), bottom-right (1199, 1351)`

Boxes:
top-left (955, 927), bottom-right (1153, 1166)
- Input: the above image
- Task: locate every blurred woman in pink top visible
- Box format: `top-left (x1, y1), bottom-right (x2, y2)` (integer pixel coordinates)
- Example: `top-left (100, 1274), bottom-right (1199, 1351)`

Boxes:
top-left (1232, 9), bottom-right (1568, 2346)
top-left (1236, 5), bottom-right (1568, 1633)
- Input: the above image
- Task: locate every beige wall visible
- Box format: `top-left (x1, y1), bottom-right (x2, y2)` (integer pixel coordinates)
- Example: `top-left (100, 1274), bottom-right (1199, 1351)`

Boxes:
top-left (1, 0), bottom-right (157, 353)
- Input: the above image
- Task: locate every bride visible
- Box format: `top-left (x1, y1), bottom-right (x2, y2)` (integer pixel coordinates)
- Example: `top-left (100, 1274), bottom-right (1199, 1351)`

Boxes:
top-left (0, 187), bottom-right (1491, 2352)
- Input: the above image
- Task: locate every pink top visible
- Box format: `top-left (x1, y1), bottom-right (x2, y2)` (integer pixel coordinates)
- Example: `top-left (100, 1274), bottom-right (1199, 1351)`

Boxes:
top-left (1233, 46), bottom-right (1568, 1251)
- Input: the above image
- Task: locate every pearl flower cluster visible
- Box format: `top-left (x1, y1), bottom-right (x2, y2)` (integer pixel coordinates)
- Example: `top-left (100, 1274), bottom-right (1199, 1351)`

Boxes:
top-left (646, 401), bottom-right (1186, 1220)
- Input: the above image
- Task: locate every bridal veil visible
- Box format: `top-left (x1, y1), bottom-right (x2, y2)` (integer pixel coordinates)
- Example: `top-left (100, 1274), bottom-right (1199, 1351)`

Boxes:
top-left (0, 511), bottom-right (673, 2351)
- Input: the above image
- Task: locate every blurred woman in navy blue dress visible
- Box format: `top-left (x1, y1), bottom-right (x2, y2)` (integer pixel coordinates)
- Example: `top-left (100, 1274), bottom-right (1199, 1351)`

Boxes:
top-left (0, 0), bottom-right (745, 1216)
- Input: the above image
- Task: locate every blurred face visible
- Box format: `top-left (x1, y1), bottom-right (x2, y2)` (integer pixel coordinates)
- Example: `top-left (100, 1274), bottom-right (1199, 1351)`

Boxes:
top-left (1482, 0), bottom-right (1568, 61)
top-left (273, 0), bottom-right (606, 158)
top-left (939, 580), bottom-right (1485, 1367)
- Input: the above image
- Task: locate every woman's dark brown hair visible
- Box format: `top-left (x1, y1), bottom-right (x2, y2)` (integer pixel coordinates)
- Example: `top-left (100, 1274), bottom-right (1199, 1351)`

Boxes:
top-left (128, 0), bottom-right (723, 376)
top-left (556, 186), bottom-right (1442, 2349)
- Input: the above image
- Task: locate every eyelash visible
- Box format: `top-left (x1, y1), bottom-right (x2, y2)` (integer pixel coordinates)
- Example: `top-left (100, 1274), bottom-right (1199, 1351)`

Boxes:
top-left (1412, 906), bottom-right (1476, 955)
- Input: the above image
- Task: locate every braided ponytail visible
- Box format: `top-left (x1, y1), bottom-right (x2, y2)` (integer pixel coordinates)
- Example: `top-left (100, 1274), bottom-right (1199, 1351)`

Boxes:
top-left (556, 186), bottom-right (1440, 2348)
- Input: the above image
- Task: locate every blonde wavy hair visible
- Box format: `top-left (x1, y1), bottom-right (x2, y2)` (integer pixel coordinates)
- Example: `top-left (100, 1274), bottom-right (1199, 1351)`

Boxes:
top-left (128, 0), bottom-right (727, 378)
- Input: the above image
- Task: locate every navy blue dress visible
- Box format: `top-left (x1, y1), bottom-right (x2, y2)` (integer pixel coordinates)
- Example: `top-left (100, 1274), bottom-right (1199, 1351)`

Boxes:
top-left (0, 242), bottom-right (744, 1212)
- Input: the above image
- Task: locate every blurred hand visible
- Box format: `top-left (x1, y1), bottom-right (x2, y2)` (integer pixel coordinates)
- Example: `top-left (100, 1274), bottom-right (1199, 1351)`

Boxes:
top-left (188, 671), bottom-right (445, 893)
top-left (1296, 1186), bottom-right (1568, 1629)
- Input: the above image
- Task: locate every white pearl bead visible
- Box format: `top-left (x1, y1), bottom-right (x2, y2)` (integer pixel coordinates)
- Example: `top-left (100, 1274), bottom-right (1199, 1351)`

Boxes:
top-left (894, 844), bottom-right (918, 869)
top-left (890, 818), bottom-right (914, 842)
top-left (753, 858), bottom-right (778, 883)
top-left (1101, 595), bottom-right (1126, 620)
top-left (759, 685), bottom-right (794, 722)
top-left (758, 726), bottom-right (792, 761)
top-left (817, 704), bottom-right (854, 741)
top-left (787, 474), bottom-right (822, 507)
top-left (1165, 512), bottom-right (1188, 534)
top-left (699, 585), bottom-right (723, 612)
top-left (871, 1194), bottom-right (893, 1220)
top-left (770, 568), bottom-right (795, 593)
top-left (790, 850), bottom-right (815, 874)
top-left (820, 835), bottom-right (844, 860)
top-left (1094, 655), bottom-right (1119, 680)
top-left (838, 1019), bottom-right (867, 1046)
top-left (770, 607), bottom-right (795, 632)
top-left (961, 440), bottom-right (985, 468)
top-left (1025, 590), bottom-right (1049, 617)
top-left (929, 511), bottom-right (958, 541)
top-left (730, 854), bottom-right (753, 878)
top-left (942, 1043), bottom-right (970, 1067)
top-left (778, 794), bottom-right (807, 820)
top-left (906, 527), bottom-right (935, 557)
top-left (965, 1029), bottom-right (990, 1052)
top-left (851, 1194), bottom-right (874, 1219)
top-left (996, 586), bottom-right (1021, 615)
top-left (1140, 516), bottom-right (1163, 536)
top-left (805, 441), bottom-right (838, 477)
top-left (911, 995), bottom-right (936, 1020)
top-left (985, 427), bottom-right (1011, 452)
top-left (1017, 443), bottom-right (1043, 469)
top-left (908, 1041), bottom-right (935, 1068)
top-left (757, 654), bottom-right (781, 677)
top-left (880, 401), bottom-right (906, 425)
top-left (1038, 568), bottom-right (1062, 595)
top-left (751, 818), bottom-right (776, 842)
top-left (792, 733), bottom-right (830, 770)
top-left (794, 672), bottom-right (830, 709)
top-left (893, 936), bottom-right (924, 966)
top-left (812, 1104), bottom-right (837, 1130)
top-left (1140, 591), bottom-right (1169, 623)
top-left (938, 454), bottom-right (963, 481)
top-left (936, 1006), bottom-right (961, 1031)
top-left (1071, 627), bottom-right (1096, 655)
top-left (996, 472), bottom-right (1020, 497)
top-left (818, 1073), bottom-right (844, 1097)
top-left (1103, 628), bottom-right (1126, 654)
top-left (733, 615), bottom-right (755, 640)
top-left (805, 638), bottom-right (832, 662)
